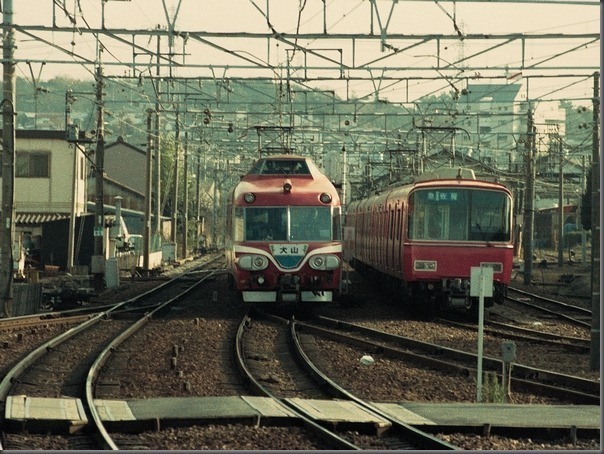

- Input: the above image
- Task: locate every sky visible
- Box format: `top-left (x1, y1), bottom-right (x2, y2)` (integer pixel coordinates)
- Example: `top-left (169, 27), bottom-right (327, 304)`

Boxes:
top-left (5, 0), bottom-right (600, 103)
top-left (11, 0), bottom-right (598, 35)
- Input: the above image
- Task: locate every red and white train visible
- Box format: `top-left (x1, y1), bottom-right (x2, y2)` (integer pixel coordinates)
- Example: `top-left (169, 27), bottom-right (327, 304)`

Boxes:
top-left (225, 154), bottom-right (342, 304)
top-left (345, 168), bottom-right (514, 317)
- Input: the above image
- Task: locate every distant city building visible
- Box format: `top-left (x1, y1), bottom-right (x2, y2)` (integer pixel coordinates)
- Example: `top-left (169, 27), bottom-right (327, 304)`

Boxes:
top-left (455, 83), bottom-right (523, 170)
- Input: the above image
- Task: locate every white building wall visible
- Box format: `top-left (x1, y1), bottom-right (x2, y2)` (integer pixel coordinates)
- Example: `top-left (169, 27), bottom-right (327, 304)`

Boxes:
top-left (0, 136), bottom-right (87, 215)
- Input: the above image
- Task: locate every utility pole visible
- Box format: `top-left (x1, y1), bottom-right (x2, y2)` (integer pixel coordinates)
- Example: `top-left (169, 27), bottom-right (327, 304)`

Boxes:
top-left (154, 41), bottom-right (162, 250)
top-left (589, 72), bottom-right (600, 370)
top-left (341, 145), bottom-right (347, 209)
top-left (523, 107), bottom-right (535, 285)
top-left (558, 134), bottom-right (564, 267)
top-left (92, 64), bottom-right (106, 292)
top-left (171, 111), bottom-right (180, 258)
top-left (195, 143), bottom-right (202, 251)
top-left (143, 108), bottom-right (153, 272)
top-left (182, 131), bottom-right (188, 259)
top-left (154, 105), bottom-right (162, 249)
top-left (0, 0), bottom-right (16, 317)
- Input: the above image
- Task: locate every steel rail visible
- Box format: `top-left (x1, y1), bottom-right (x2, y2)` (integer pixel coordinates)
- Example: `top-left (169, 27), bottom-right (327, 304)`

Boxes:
top-left (303, 316), bottom-right (599, 403)
top-left (234, 308), bottom-right (362, 450)
top-left (506, 290), bottom-right (591, 329)
top-left (86, 269), bottom-right (222, 450)
top-left (438, 317), bottom-right (590, 350)
top-left (508, 286), bottom-right (592, 316)
top-left (0, 258), bottom-right (220, 450)
top-left (289, 318), bottom-right (460, 450)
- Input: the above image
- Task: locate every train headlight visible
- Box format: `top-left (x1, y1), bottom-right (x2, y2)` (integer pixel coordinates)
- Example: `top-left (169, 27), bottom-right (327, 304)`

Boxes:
top-left (237, 254), bottom-right (269, 270)
top-left (253, 256), bottom-right (266, 268)
top-left (244, 193), bottom-right (256, 203)
top-left (319, 192), bottom-right (332, 204)
top-left (309, 254), bottom-right (340, 270)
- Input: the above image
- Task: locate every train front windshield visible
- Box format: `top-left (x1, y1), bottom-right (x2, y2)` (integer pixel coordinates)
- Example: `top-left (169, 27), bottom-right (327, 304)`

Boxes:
top-left (408, 188), bottom-right (511, 242)
top-left (234, 206), bottom-right (341, 242)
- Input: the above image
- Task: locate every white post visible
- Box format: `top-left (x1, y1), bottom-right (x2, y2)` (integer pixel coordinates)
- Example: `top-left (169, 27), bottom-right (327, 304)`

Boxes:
top-left (471, 266), bottom-right (493, 402)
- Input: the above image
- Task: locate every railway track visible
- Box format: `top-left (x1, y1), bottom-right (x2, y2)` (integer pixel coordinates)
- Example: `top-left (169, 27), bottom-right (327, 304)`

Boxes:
top-left (300, 315), bottom-right (599, 405)
top-left (438, 316), bottom-right (590, 351)
top-left (1, 259), bottom-right (597, 450)
top-left (236, 308), bottom-right (459, 450)
top-left (507, 286), bottom-right (592, 328)
top-left (0, 258), bottom-right (223, 450)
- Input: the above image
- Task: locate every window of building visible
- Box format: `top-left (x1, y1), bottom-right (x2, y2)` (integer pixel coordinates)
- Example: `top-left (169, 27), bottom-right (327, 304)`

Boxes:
top-left (16, 152), bottom-right (50, 178)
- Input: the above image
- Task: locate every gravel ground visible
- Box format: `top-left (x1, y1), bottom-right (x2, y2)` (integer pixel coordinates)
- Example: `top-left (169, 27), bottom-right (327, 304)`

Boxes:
top-left (2, 253), bottom-right (600, 450)
top-left (95, 255), bottom-right (603, 450)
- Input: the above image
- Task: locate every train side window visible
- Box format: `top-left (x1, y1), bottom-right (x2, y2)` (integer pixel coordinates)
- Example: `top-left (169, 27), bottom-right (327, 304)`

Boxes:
top-left (396, 207), bottom-right (402, 240)
top-left (234, 208), bottom-right (245, 241)
top-left (332, 207), bottom-right (342, 240)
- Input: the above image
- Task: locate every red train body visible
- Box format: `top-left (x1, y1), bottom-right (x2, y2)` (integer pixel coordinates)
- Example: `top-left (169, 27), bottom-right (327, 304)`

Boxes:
top-left (225, 155), bottom-right (342, 303)
top-left (345, 168), bottom-right (514, 316)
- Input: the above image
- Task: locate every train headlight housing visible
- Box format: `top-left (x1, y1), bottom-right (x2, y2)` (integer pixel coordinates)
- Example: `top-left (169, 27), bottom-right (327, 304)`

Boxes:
top-left (237, 254), bottom-right (269, 270)
top-left (309, 254), bottom-right (340, 270)
top-left (244, 193), bottom-right (256, 203)
top-left (319, 192), bottom-right (332, 204)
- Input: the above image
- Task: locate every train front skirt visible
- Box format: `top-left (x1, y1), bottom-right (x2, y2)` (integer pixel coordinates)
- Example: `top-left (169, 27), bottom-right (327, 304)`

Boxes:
top-left (242, 290), bottom-right (333, 303)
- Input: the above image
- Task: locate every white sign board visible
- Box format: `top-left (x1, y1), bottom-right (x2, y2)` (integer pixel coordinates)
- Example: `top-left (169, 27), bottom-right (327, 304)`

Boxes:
top-left (470, 266), bottom-right (493, 297)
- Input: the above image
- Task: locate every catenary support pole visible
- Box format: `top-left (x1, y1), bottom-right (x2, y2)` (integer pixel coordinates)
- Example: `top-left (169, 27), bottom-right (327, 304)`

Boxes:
top-left (0, 0), bottom-right (16, 317)
top-left (589, 72), bottom-right (600, 370)
top-left (523, 107), bottom-right (535, 285)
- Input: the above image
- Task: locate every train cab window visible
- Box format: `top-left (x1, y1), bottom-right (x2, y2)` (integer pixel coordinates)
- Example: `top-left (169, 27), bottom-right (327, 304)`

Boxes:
top-left (470, 190), bottom-right (511, 242)
top-left (290, 206), bottom-right (333, 241)
top-left (408, 188), bottom-right (511, 242)
top-left (243, 207), bottom-right (288, 241)
top-left (249, 159), bottom-right (311, 175)
top-left (238, 206), bottom-right (339, 242)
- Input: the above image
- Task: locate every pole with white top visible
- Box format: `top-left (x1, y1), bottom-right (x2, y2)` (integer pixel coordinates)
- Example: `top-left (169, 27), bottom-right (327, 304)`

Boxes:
top-left (471, 265), bottom-right (493, 402)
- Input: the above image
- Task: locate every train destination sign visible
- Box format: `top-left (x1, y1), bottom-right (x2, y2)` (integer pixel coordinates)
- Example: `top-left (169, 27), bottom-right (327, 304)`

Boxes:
top-left (425, 191), bottom-right (459, 202)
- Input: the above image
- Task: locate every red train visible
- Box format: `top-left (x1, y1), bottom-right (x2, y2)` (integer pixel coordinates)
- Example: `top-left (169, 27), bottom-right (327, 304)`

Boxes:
top-left (345, 168), bottom-right (514, 317)
top-left (225, 154), bottom-right (342, 304)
